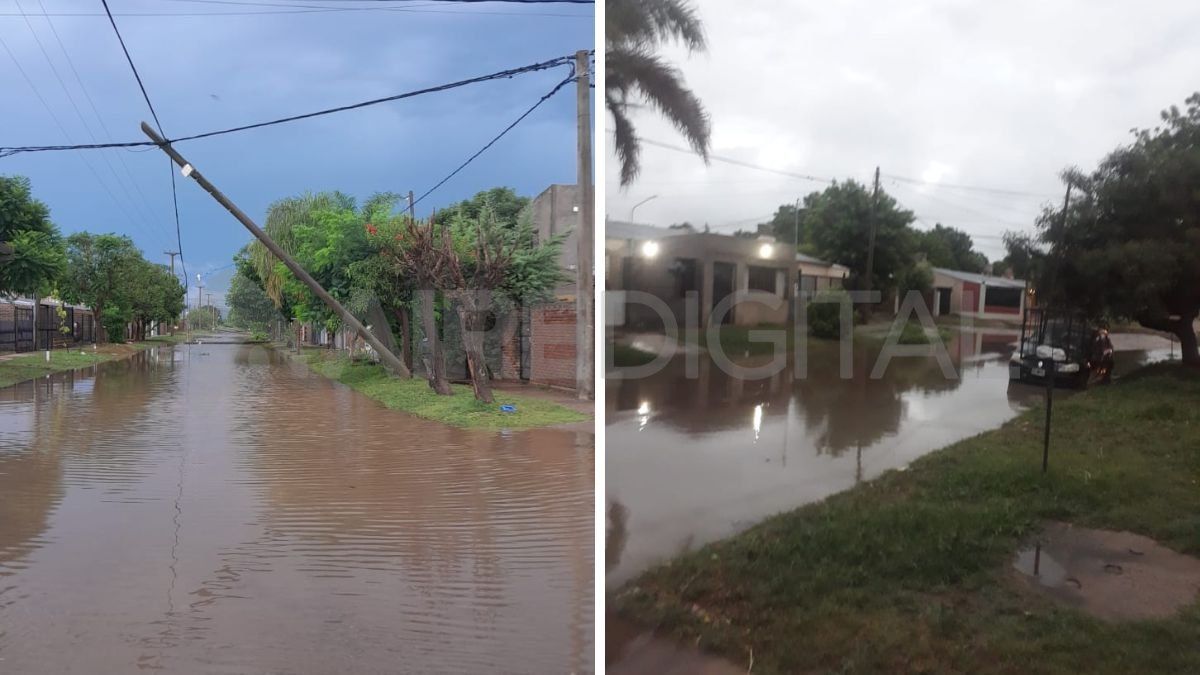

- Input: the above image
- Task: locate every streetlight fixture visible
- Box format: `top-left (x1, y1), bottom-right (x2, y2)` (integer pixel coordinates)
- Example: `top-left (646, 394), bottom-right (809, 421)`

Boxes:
top-left (629, 195), bottom-right (658, 224)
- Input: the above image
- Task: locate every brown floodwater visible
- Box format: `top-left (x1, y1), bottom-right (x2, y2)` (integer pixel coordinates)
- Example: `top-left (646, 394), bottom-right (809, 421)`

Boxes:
top-left (0, 344), bottom-right (593, 674)
top-left (605, 330), bottom-right (1174, 587)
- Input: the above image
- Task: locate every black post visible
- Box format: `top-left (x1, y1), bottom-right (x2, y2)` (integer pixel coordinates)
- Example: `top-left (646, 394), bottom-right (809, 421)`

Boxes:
top-left (1042, 359), bottom-right (1054, 472)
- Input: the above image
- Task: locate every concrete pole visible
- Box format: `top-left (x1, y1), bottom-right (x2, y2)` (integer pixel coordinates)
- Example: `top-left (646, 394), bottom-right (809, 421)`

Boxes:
top-left (141, 122), bottom-right (412, 378)
top-left (574, 50), bottom-right (594, 401)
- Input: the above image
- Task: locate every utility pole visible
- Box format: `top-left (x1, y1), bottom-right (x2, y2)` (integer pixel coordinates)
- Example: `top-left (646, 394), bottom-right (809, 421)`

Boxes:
top-left (863, 166), bottom-right (880, 321)
top-left (196, 281), bottom-right (204, 333)
top-left (792, 197), bottom-right (800, 322)
top-left (1042, 182), bottom-right (1073, 473)
top-left (575, 49), bottom-right (594, 401)
top-left (141, 122), bottom-right (412, 378)
top-left (407, 190), bottom-right (415, 221)
top-left (163, 252), bottom-right (180, 335)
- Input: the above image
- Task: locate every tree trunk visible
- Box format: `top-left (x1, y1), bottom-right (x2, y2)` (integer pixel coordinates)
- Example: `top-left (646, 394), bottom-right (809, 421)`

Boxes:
top-left (1175, 319), bottom-right (1199, 366)
top-left (95, 305), bottom-right (107, 344)
top-left (455, 291), bottom-right (494, 404)
top-left (418, 289), bottom-right (452, 395)
top-left (1139, 310), bottom-right (1199, 365)
top-left (393, 304), bottom-right (414, 372)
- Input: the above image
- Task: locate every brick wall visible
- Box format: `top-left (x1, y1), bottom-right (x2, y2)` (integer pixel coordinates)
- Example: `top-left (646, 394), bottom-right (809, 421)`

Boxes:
top-left (497, 312), bottom-right (521, 381)
top-left (529, 301), bottom-right (577, 389)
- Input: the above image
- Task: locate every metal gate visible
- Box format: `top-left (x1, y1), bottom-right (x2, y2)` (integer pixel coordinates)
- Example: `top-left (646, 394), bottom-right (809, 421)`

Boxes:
top-left (14, 307), bottom-right (34, 351)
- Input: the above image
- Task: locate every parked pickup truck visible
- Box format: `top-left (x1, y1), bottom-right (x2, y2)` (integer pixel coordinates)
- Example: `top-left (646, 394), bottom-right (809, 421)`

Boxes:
top-left (1009, 308), bottom-right (1113, 388)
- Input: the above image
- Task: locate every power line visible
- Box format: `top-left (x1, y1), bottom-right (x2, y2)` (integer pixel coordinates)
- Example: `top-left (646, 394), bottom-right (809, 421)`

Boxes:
top-left (882, 173), bottom-right (1058, 199)
top-left (0, 54), bottom-right (578, 158)
top-left (631, 134), bottom-right (837, 184)
top-left (412, 66), bottom-right (576, 209)
top-left (100, 0), bottom-right (189, 296)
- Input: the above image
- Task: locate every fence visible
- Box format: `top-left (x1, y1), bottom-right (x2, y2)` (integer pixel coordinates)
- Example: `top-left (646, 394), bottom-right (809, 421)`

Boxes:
top-left (0, 301), bottom-right (96, 353)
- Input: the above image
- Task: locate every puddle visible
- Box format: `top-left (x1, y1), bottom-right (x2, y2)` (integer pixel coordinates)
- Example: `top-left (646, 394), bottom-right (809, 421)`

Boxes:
top-left (1012, 521), bottom-right (1200, 621)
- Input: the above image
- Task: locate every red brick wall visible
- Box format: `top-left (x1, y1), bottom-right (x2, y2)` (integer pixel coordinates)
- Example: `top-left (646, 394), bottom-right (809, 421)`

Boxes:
top-left (530, 302), bottom-right (577, 389)
top-left (497, 312), bottom-right (521, 380)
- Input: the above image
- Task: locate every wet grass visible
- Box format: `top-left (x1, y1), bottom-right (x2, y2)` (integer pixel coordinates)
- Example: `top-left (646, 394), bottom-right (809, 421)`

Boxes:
top-left (613, 364), bottom-right (1200, 674)
top-left (610, 343), bottom-right (658, 367)
top-left (301, 350), bottom-right (589, 430)
top-left (0, 336), bottom-right (183, 389)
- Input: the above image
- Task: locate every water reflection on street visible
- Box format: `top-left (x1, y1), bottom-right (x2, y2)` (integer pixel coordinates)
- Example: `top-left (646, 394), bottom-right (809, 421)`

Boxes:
top-left (605, 329), bottom-right (1172, 585)
top-left (0, 344), bottom-right (593, 674)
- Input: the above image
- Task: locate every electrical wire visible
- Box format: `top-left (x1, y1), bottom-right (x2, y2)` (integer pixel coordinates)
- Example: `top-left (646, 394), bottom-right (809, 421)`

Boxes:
top-left (631, 135), bottom-right (837, 185)
top-left (100, 0), bottom-right (189, 296)
top-left (411, 65), bottom-right (577, 209)
top-left (0, 54), bottom-right (578, 158)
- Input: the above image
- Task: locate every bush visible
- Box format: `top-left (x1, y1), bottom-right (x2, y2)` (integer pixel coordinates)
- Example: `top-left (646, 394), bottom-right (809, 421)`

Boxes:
top-left (100, 307), bottom-right (127, 343)
top-left (806, 290), bottom-right (853, 339)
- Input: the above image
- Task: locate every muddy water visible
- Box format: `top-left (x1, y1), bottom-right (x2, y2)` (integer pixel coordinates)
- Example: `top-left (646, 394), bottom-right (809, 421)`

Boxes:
top-left (605, 330), bottom-right (1174, 586)
top-left (0, 344), bottom-right (593, 674)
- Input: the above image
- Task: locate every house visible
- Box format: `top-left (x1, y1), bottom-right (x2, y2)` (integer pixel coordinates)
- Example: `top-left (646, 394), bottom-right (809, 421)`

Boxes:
top-left (605, 221), bottom-right (849, 329)
top-left (500, 184), bottom-right (590, 390)
top-left (0, 297), bottom-right (96, 352)
top-left (931, 267), bottom-right (1028, 319)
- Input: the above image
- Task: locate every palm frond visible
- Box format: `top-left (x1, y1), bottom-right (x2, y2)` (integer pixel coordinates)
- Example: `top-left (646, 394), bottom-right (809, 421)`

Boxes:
top-left (607, 0), bottom-right (706, 53)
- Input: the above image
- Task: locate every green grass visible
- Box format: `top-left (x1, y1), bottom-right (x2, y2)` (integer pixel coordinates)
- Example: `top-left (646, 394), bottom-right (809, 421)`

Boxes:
top-left (688, 324), bottom-right (801, 356)
top-left (613, 364), bottom-right (1200, 674)
top-left (301, 350), bottom-right (589, 430)
top-left (896, 320), bottom-right (955, 345)
top-left (610, 343), bottom-right (658, 367)
top-left (0, 336), bottom-right (182, 389)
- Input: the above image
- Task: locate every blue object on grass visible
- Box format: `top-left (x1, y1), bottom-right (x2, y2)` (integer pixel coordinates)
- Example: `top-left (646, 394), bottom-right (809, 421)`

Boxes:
top-left (499, 404), bottom-right (517, 413)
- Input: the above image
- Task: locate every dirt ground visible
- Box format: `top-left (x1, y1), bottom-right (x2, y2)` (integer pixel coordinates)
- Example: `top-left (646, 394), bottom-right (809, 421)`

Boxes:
top-left (1013, 521), bottom-right (1200, 621)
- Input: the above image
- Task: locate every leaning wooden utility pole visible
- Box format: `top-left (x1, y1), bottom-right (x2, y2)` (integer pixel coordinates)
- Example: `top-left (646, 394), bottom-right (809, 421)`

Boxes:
top-left (574, 49), bottom-right (594, 401)
top-left (140, 122), bottom-right (412, 378)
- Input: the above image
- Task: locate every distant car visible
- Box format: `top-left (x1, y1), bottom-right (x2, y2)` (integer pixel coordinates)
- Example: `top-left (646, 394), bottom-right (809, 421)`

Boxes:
top-left (1009, 308), bottom-right (1113, 388)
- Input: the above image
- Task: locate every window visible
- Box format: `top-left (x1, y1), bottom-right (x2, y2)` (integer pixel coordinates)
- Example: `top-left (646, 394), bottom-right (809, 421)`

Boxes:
top-left (986, 287), bottom-right (1022, 308)
top-left (748, 265), bottom-right (778, 294)
top-left (671, 258), bottom-right (700, 297)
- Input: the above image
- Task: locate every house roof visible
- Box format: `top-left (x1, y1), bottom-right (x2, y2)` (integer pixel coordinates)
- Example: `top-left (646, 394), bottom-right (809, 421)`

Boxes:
top-left (795, 251), bottom-right (836, 266)
top-left (604, 220), bottom-right (690, 241)
top-left (933, 267), bottom-right (1026, 288)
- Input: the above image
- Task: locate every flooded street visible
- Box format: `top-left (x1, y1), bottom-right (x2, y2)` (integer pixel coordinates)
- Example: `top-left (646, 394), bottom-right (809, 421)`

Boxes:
top-left (606, 330), bottom-right (1173, 586)
top-left (0, 344), bottom-right (593, 674)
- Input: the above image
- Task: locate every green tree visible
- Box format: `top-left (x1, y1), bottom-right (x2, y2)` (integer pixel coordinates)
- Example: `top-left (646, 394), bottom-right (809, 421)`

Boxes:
top-left (758, 203), bottom-right (808, 250)
top-left (607, 0), bottom-right (711, 185)
top-left (59, 233), bottom-right (141, 343)
top-left (226, 253), bottom-right (278, 333)
top-left (127, 259), bottom-right (185, 339)
top-left (432, 187), bottom-right (529, 227)
top-left (441, 205), bottom-right (566, 403)
top-left (802, 180), bottom-right (917, 295)
top-left (996, 230), bottom-right (1043, 281)
top-left (914, 223), bottom-right (988, 272)
top-left (1041, 93), bottom-right (1200, 364)
top-left (0, 175), bottom-right (66, 297)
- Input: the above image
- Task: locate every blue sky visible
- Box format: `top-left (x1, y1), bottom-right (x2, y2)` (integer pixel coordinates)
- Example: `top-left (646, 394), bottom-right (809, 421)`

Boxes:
top-left (1, 0), bottom-right (593, 305)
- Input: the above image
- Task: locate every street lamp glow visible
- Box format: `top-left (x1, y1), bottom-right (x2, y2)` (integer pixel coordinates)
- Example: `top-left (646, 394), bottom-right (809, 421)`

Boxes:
top-left (758, 243), bottom-right (774, 258)
top-left (641, 240), bottom-right (660, 258)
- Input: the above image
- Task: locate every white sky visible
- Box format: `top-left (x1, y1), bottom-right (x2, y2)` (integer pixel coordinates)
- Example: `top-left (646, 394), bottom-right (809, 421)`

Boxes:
top-left (604, 0), bottom-right (1200, 260)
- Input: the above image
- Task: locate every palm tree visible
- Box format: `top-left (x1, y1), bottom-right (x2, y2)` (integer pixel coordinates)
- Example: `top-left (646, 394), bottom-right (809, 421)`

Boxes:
top-left (607, 0), bottom-right (712, 186)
